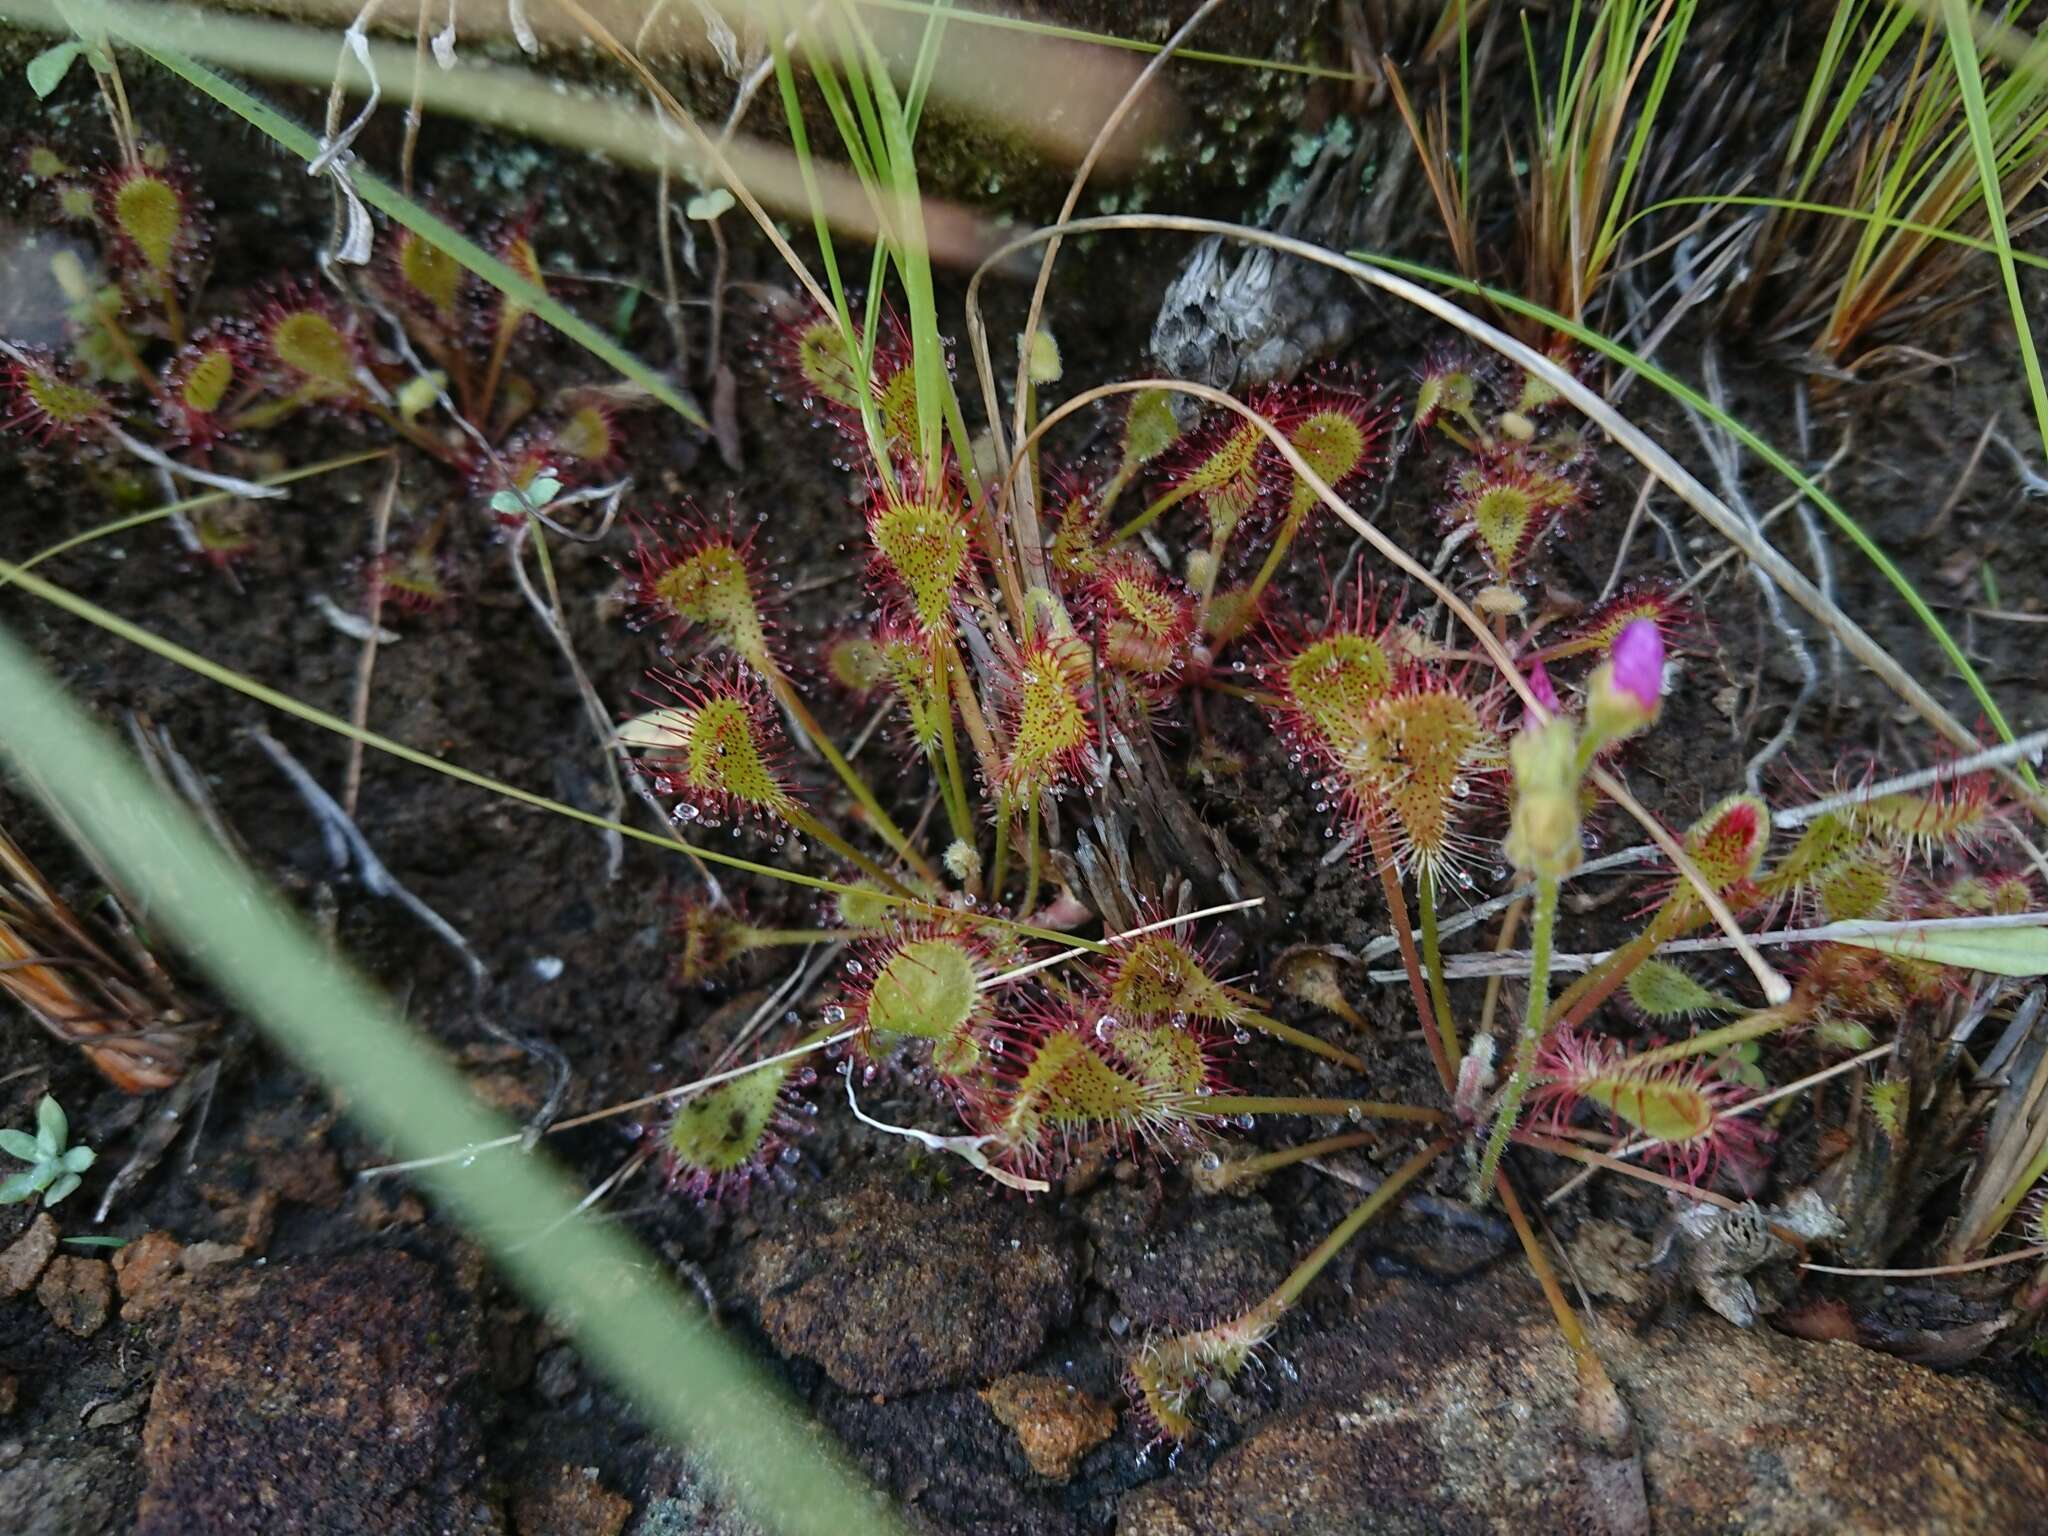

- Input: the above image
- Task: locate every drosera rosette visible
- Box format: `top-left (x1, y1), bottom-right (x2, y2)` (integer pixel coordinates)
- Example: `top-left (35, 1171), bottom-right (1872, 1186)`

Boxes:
top-left (1787, 940), bottom-right (1953, 1055)
top-left (1235, 373), bottom-right (1395, 615)
top-left (1260, 371), bottom-right (1395, 529)
top-left (672, 895), bottom-right (755, 987)
top-left (1127, 1134), bottom-right (1449, 1441)
top-left (624, 509), bottom-right (779, 675)
top-left (190, 503), bottom-right (260, 571)
top-left (629, 666), bottom-right (916, 894)
top-left (1675, 792), bottom-right (1775, 910)
top-left (963, 1001), bottom-right (1222, 1179)
top-left (1198, 582), bottom-right (1269, 651)
top-left (1086, 551), bottom-right (1198, 692)
top-left (257, 286), bottom-right (370, 410)
top-left (1497, 335), bottom-right (1591, 447)
top-left (1828, 757), bottom-right (2010, 867)
top-left (100, 159), bottom-right (203, 278)
top-left (2, 347), bottom-right (112, 442)
top-left (760, 295), bottom-right (919, 457)
top-left (1530, 1025), bottom-right (1770, 1191)
top-left (1755, 811), bottom-right (1907, 925)
top-left (1044, 465), bottom-right (1109, 580)
top-left (864, 461), bottom-right (976, 639)
top-left (996, 628), bottom-right (1098, 802)
top-left (544, 394), bottom-right (625, 476)
top-left (834, 921), bottom-right (1004, 1082)
top-left (1412, 344), bottom-right (1491, 446)
top-left (1623, 958), bottom-right (1744, 1024)
top-left (1092, 922), bottom-right (1366, 1073)
top-left (385, 224), bottom-right (468, 335)
top-left (17, 142), bottom-right (77, 185)
top-left (670, 894), bottom-right (842, 988)
top-left (875, 618), bottom-right (950, 759)
top-left (635, 666), bottom-right (800, 830)
top-left (1094, 386), bottom-right (1183, 521)
top-left (1441, 445), bottom-right (1583, 590)
top-left (157, 331), bottom-right (242, 447)
top-left (1545, 790), bottom-right (1775, 1042)
top-left (98, 159), bottom-right (206, 335)
top-left (1934, 864), bottom-right (2040, 918)
top-left (1532, 583), bottom-right (1691, 665)
top-left (1140, 396), bottom-right (1275, 557)
top-left (1263, 578), bottom-right (1399, 767)
top-left (476, 214), bottom-right (545, 416)
top-left (1339, 662), bottom-right (1504, 891)
top-left (1128, 1305), bottom-right (1280, 1442)
top-left (821, 627), bottom-right (890, 698)
top-left (650, 1033), bottom-right (819, 1203)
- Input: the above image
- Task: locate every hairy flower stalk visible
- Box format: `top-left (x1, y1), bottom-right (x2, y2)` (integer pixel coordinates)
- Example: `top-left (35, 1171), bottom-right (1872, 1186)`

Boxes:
top-left (1474, 624), bottom-right (1665, 1197)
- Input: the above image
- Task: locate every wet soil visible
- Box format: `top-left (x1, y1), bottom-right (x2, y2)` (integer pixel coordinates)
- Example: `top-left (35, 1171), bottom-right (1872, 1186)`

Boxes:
top-left (4, 9), bottom-right (2048, 1535)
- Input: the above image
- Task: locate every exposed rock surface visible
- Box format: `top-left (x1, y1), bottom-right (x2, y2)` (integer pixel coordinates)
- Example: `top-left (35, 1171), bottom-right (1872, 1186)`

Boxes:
top-left (740, 1178), bottom-right (1082, 1395)
top-left (135, 1249), bottom-right (500, 1536)
top-left (1084, 1183), bottom-right (1287, 1330)
top-left (0, 1446), bottom-right (135, 1536)
top-left (1117, 1268), bottom-right (2048, 1535)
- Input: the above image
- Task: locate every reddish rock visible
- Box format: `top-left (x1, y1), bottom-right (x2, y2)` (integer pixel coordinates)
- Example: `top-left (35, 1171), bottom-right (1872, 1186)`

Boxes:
top-left (512, 1464), bottom-right (631, 1536)
top-left (980, 1374), bottom-right (1117, 1480)
top-left (114, 1230), bottom-right (186, 1319)
top-left (0, 1212), bottom-right (57, 1297)
top-left (37, 1255), bottom-right (112, 1337)
top-left (177, 1239), bottom-right (244, 1276)
top-left (1117, 1268), bottom-right (2048, 1535)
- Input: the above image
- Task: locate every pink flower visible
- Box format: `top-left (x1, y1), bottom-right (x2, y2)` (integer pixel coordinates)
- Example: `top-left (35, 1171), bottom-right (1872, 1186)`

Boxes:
top-left (1524, 658), bottom-right (1560, 722)
top-left (1609, 619), bottom-right (1664, 713)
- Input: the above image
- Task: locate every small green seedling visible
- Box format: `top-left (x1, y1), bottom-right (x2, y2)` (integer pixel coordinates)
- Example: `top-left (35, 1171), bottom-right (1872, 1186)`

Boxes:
top-left (488, 472), bottom-right (564, 518)
top-left (0, 1094), bottom-right (97, 1208)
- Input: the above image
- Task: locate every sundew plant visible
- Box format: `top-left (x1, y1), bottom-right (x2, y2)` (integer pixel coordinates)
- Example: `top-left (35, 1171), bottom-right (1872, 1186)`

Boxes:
top-left (3, 0), bottom-right (2048, 1505)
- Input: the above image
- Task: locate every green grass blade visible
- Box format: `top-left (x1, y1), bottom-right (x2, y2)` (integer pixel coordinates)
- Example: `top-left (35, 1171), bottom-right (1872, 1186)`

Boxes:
top-left (1626, 192), bottom-right (2048, 271)
top-left (1940, 0), bottom-right (2048, 459)
top-left (770, 28), bottom-right (897, 477)
top-left (0, 621), bottom-right (901, 1536)
top-left (1352, 248), bottom-right (2036, 789)
top-left (118, 29), bottom-right (708, 432)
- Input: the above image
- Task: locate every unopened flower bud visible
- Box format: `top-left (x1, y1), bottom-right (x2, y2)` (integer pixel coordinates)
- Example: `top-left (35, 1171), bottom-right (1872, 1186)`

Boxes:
top-left (1503, 715), bottom-right (1583, 878)
top-left (1585, 618), bottom-right (1663, 747)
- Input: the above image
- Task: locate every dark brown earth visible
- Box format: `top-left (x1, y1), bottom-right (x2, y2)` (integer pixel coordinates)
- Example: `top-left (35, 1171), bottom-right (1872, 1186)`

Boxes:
top-left (4, 5), bottom-right (2048, 1535)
